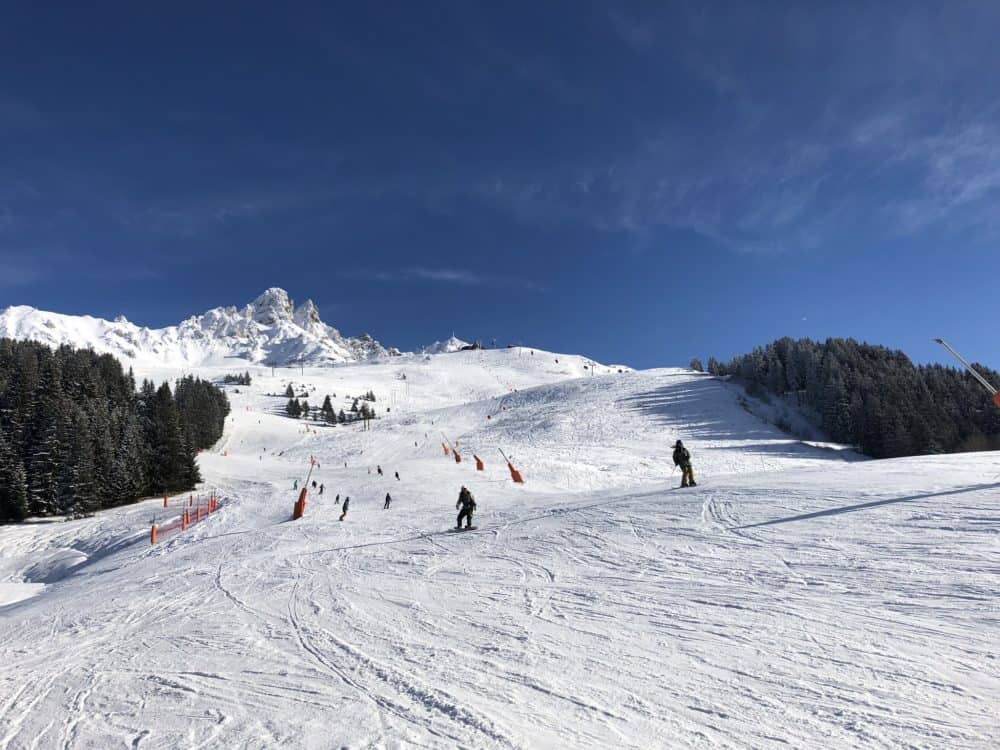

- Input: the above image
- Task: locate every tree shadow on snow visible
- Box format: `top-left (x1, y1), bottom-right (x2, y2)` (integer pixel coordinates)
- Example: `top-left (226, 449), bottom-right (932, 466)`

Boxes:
top-left (621, 379), bottom-right (793, 442)
top-left (701, 442), bottom-right (864, 463)
top-left (732, 482), bottom-right (1000, 530)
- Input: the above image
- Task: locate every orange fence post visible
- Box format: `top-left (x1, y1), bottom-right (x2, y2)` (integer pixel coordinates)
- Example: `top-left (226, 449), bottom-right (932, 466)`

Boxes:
top-left (150, 523), bottom-right (158, 545)
top-left (293, 488), bottom-right (308, 520)
top-left (163, 495), bottom-right (168, 508)
top-left (196, 506), bottom-right (202, 522)
top-left (189, 495), bottom-right (193, 506)
top-left (474, 455), bottom-right (484, 471)
top-left (181, 510), bottom-right (188, 530)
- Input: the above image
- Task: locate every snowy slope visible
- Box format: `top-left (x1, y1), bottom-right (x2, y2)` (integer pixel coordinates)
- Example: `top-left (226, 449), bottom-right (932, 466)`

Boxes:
top-left (0, 351), bottom-right (997, 749)
top-left (0, 288), bottom-right (399, 367)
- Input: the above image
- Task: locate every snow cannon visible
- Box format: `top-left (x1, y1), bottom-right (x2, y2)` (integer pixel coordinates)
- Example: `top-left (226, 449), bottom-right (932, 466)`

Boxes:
top-left (293, 488), bottom-right (307, 520)
top-left (498, 448), bottom-right (524, 484)
top-left (934, 339), bottom-right (1000, 407)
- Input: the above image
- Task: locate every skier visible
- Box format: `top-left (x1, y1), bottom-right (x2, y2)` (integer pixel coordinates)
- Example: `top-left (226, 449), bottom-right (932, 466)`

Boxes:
top-left (384, 492), bottom-right (392, 510)
top-left (339, 496), bottom-right (350, 521)
top-left (673, 439), bottom-right (697, 487)
top-left (312, 480), bottom-right (317, 489)
top-left (394, 471), bottom-right (400, 481)
top-left (455, 486), bottom-right (476, 529)
top-left (293, 479), bottom-right (298, 490)
top-left (377, 465), bottom-right (383, 476)
top-left (319, 484), bottom-right (324, 495)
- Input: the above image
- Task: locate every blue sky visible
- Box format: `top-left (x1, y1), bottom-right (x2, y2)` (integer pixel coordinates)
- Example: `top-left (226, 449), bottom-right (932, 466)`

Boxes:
top-left (2, 2), bottom-right (999, 369)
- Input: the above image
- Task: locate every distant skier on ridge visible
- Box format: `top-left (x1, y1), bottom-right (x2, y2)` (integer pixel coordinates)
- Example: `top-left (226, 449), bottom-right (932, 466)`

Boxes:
top-left (673, 440), bottom-right (696, 487)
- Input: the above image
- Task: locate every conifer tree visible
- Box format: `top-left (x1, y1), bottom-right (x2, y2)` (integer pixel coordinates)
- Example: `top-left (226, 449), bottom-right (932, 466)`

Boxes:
top-left (321, 395), bottom-right (336, 423)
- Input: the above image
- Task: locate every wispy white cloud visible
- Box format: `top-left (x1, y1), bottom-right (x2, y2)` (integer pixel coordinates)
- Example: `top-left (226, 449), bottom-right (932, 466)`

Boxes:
top-left (343, 267), bottom-right (543, 291)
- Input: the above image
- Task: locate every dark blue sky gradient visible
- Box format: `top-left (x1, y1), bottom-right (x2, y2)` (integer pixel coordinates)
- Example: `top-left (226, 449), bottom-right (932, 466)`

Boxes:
top-left (2, 2), bottom-right (999, 368)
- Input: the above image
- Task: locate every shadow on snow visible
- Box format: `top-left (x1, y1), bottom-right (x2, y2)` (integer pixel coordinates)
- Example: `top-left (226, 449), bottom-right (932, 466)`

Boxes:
top-left (732, 482), bottom-right (1000, 530)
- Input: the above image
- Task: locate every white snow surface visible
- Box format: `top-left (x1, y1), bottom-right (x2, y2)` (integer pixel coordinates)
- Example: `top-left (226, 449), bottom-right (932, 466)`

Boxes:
top-left (0, 349), bottom-right (997, 749)
top-left (420, 335), bottom-right (472, 354)
top-left (0, 288), bottom-right (401, 367)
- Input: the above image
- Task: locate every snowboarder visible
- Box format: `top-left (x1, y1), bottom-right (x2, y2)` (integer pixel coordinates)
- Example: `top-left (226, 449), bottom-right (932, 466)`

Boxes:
top-left (394, 471), bottom-right (400, 481)
top-left (377, 465), bottom-right (383, 476)
top-left (319, 484), bottom-right (324, 495)
top-left (673, 440), bottom-right (696, 487)
top-left (339, 496), bottom-right (350, 521)
top-left (384, 493), bottom-right (392, 509)
top-left (456, 486), bottom-right (476, 529)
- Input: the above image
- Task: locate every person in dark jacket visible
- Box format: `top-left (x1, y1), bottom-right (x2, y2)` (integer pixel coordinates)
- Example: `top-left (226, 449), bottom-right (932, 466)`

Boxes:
top-left (384, 492), bottom-right (392, 509)
top-left (339, 496), bottom-right (350, 521)
top-left (673, 440), bottom-right (696, 487)
top-left (456, 486), bottom-right (476, 529)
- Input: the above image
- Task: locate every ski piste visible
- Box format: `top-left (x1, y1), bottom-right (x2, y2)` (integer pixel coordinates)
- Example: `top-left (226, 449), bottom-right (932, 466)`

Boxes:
top-left (1, 351), bottom-right (995, 749)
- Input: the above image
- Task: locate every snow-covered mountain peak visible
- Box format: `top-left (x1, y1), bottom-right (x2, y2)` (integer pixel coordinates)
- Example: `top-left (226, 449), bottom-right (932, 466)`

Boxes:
top-left (247, 287), bottom-right (294, 325)
top-left (292, 299), bottom-right (323, 329)
top-left (421, 335), bottom-right (470, 354)
top-left (0, 288), bottom-right (397, 368)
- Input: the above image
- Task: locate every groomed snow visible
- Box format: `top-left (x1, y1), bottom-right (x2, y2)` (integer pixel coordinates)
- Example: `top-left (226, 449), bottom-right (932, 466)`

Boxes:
top-left (0, 349), bottom-right (997, 749)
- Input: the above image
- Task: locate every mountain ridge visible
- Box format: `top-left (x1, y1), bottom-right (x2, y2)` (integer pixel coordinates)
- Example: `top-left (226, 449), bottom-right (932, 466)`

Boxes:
top-left (0, 288), bottom-right (410, 367)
